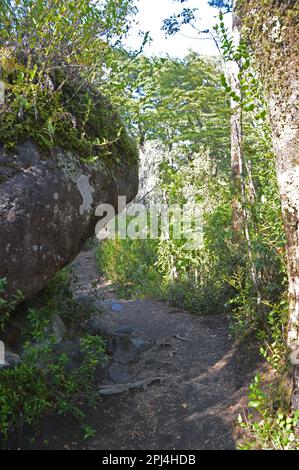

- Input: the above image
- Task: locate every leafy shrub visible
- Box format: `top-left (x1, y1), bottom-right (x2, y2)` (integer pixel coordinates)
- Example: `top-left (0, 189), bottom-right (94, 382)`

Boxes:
top-left (96, 237), bottom-right (164, 298)
top-left (0, 1), bottom-right (138, 163)
top-left (0, 331), bottom-right (106, 443)
top-left (0, 271), bottom-right (107, 446)
top-left (258, 298), bottom-right (289, 373)
top-left (238, 374), bottom-right (299, 450)
top-left (0, 278), bottom-right (23, 331)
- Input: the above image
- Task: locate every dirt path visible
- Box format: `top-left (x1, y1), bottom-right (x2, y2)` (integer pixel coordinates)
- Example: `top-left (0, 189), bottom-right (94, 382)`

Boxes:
top-left (29, 249), bottom-right (262, 450)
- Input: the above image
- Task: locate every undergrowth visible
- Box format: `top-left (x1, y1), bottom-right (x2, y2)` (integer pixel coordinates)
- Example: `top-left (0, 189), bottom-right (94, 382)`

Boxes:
top-left (0, 269), bottom-right (107, 448)
top-left (0, 52), bottom-right (137, 165)
top-left (238, 375), bottom-right (299, 450)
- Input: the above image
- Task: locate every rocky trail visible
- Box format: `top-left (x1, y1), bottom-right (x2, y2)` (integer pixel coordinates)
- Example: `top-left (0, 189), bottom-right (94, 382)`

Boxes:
top-left (23, 248), bottom-right (262, 450)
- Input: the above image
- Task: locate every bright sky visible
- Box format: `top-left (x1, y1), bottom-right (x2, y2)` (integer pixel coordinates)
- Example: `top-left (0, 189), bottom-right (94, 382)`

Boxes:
top-left (125, 0), bottom-right (232, 58)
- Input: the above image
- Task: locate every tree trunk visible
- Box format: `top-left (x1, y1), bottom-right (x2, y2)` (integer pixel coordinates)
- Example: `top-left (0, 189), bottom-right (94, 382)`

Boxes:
top-left (230, 5), bottom-right (243, 239)
top-left (237, 0), bottom-right (299, 409)
top-left (231, 4), bottom-right (260, 300)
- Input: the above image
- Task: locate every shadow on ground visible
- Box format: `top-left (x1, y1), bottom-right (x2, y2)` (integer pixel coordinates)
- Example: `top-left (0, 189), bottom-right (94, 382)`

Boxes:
top-left (9, 249), bottom-right (263, 450)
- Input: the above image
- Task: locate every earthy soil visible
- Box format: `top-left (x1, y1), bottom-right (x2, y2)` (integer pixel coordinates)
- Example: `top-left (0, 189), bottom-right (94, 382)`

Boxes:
top-left (17, 248), bottom-right (263, 450)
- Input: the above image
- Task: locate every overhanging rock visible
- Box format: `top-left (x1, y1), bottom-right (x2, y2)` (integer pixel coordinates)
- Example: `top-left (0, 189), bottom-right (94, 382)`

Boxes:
top-left (0, 137), bottom-right (138, 300)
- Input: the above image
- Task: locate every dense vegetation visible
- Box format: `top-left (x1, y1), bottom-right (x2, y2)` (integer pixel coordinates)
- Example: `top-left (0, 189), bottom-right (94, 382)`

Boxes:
top-left (96, 3), bottom-right (299, 449)
top-left (0, 0), bottom-right (135, 447)
top-left (0, 0), bottom-right (138, 163)
top-left (0, 0), bottom-right (298, 450)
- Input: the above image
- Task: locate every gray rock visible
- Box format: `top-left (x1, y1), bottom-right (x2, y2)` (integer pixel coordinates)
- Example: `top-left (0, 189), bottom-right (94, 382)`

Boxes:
top-left (130, 335), bottom-right (152, 351)
top-left (0, 130), bottom-right (138, 301)
top-left (111, 335), bottom-right (151, 364)
top-left (53, 338), bottom-right (83, 371)
top-left (86, 315), bottom-right (152, 364)
top-left (111, 335), bottom-right (140, 364)
top-left (108, 363), bottom-right (132, 383)
top-left (113, 325), bottom-right (133, 335)
top-left (86, 316), bottom-right (108, 336)
top-left (98, 300), bottom-right (118, 313)
top-left (50, 314), bottom-right (66, 343)
top-left (0, 347), bottom-right (21, 369)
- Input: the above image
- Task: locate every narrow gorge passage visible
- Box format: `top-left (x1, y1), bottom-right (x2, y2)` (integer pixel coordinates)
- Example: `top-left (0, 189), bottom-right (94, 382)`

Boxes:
top-left (28, 248), bottom-right (262, 450)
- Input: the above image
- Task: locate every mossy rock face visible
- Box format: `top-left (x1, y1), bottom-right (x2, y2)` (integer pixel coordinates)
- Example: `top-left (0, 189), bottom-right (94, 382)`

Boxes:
top-left (0, 58), bottom-right (139, 301)
top-left (0, 51), bottom-right (138, 167)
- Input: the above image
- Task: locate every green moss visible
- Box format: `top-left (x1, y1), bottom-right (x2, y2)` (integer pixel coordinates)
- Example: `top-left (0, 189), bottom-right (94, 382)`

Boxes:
top-left (236, 0), bottom-right (299, 105)
top-left (0, 53), bottom-right (138, 167)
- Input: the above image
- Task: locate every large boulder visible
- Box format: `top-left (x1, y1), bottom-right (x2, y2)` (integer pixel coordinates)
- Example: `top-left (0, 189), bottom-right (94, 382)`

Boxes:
top-left (0, 113), bottom-right (138, 299)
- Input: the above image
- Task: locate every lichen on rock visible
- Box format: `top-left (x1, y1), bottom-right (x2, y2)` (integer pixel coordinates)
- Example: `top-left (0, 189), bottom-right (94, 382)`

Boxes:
top-left (0, 54), bottom-right (139, 300)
